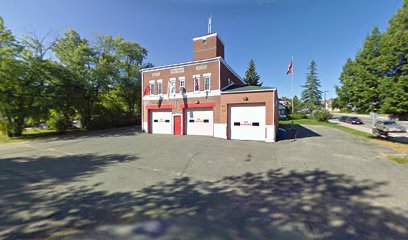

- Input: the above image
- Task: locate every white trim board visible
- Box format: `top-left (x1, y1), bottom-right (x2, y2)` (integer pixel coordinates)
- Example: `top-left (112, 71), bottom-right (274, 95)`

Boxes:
top-left (141, 57), bottom-right (243, 87)
top-left (143, 90), bottom-right (221, 101)
top-left (193, 33), bottom-right (225, 46)
top-left (222, 89), bottom-right (276, 94)
top-left (141, 57), bottom-right (221, 73)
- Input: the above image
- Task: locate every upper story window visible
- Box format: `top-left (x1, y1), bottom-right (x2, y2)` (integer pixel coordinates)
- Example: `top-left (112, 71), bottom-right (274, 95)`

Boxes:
top-left (157, 80), bottom-right (162, 95)
top-left (193, 75), bottom-right (200, 92)
top-left (169, 79), bottom-right (176, 95)
top-left (202, 39), bottom-right (207, 46)
top-left (149, 81), bottom-right (155, 95)
top-left (204, 75), bottom-right (210, 91)
top-left (179, 77), bottom-right (185, 93)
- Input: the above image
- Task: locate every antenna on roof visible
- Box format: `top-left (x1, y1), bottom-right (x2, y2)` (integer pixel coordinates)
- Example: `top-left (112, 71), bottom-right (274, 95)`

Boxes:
top-left (208, 15), bottom-right (212, 34)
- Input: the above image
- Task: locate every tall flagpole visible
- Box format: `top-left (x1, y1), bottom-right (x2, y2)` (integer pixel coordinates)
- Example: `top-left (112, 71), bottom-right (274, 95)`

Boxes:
top-left (291, 56), bottom-right (294, 125)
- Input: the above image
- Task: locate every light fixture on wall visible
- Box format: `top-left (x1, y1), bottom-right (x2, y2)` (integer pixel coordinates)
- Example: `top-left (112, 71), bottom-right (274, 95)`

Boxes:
top-left (243, 97), bottom-right (249, 101)
top-left (195, 100), bottom-right (200, 104)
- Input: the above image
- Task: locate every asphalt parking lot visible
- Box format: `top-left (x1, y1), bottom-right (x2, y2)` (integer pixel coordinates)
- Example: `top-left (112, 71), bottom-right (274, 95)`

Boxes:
top-left (1, 126), bottom-right (408, 240)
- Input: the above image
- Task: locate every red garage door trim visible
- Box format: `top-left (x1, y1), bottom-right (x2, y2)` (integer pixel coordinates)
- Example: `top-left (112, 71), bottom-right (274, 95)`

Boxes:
top-left (146, 105), bottom-right (173, 110)
top-left (146, 105), bottom-right (173, 133)
top-left (181, 102), bottom-right (216, 135)
top-left (180, 102), bottom-right (216, 109)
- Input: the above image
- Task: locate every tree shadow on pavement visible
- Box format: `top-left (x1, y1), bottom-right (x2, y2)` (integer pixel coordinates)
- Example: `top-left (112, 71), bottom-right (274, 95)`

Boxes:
top-left (39, 126), bottom-right (143, 142)
top-left (0, 153), bottom-right (137, 240)
top-left (281, 124), bottom-right (321, 140)
top-left (2, 163), bottom-right (408, 239)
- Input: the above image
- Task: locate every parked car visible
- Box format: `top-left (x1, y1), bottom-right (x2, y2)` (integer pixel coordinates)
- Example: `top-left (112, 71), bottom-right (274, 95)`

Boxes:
top-left (71, 120), bottom-right (82, 129)
top-left (38, 123), bottom-right (50, 129)
top-left (346, 117), bottom-right (363, 124)
top-left (298, 109), bottom-right (311, 114)
top-left (338, 116), bottom-right (349, 122)
top-left (372, 120), bottom-right (406, 138)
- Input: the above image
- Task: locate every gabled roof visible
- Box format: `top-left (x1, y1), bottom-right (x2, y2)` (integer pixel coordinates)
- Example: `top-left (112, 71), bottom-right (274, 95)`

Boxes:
top-left (222, 85), bottom-right (276, 94)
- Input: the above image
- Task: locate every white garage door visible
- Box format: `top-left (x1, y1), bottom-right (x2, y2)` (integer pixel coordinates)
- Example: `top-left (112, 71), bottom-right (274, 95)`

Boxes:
top-left (229, 104), bottom-right (266, 141)
top-left (185, 108), bottom-right (213, 136)
top-left (151, 110), bottom-right (172, 134)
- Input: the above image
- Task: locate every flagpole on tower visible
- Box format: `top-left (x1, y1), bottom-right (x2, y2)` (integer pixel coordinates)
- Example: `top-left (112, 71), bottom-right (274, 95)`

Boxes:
top-left (208, 15), bottom-right (212, 34)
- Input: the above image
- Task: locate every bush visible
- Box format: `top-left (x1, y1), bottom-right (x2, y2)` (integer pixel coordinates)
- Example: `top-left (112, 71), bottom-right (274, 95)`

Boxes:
top-left (313, 110), bottom-right (332, 122)
top-left (46, 110), bottom-right (70, 133)
top-left (289, 112), bottom-right (308, 120)
top-left (86, 105), bottom-right (138, 130)
top-left (340, 108), bottom-right (352, 113)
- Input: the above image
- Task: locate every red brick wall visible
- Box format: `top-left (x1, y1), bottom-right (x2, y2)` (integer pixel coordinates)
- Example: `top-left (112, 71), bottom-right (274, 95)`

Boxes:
top-left (143, 96), bottom-right (221, 123)
top-left (143, 61), bottom-right (220, 94)
top-left (220, 62), bottom-right (245, 90)
top-left (193, 35), bottom-right (224, 61)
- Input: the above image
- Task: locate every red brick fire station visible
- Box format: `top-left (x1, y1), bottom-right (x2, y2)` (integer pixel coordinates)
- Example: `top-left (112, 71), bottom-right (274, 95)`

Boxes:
top-left (141, 32), bottom-right (279, 142)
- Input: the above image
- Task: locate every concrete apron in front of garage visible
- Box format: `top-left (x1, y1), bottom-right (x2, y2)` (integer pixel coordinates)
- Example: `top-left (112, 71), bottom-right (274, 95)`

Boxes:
top-left (0, 126), bottom-right (408, 240)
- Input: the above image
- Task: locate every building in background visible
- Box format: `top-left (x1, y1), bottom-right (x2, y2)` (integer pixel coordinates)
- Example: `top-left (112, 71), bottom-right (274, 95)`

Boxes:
top-left (141, 32), bottom-right (279, 142)
top-left (325, 98), bottom-right (334, 112)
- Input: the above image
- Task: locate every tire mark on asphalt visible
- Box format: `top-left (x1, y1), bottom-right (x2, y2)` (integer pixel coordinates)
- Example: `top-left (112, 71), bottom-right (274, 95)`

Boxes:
top-left (181, 153), bottom-right (198, 176)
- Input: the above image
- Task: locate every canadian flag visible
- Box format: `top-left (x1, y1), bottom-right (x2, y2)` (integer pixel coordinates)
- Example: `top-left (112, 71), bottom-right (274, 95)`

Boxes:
top-left (287, 60), bottom-right (293, 75)
top-left (143, 86), bottom-right (151, 96)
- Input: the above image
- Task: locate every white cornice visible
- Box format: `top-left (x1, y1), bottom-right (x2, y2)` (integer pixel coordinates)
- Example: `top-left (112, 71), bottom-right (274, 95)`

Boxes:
top-left (193, 33), bottom-right (225, 46)
top-left (141, 57), bottom-right (221, 73)
top-left (221, 88), bottom-right (277, 94)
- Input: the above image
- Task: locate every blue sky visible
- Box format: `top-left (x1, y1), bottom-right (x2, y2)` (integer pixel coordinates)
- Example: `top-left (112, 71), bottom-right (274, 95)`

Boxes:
top-left (0, 0), bottom-right (402, 99)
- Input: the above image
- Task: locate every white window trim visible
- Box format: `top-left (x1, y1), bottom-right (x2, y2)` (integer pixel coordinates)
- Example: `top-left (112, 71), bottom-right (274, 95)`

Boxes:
top-left (203, 73), bottom-right (211, 92)
top-left (149, 80), bottom-right (155, 96)
top-left (169, 78), bottom-right (176, 95)
top-left (157, 80), bottom-right (162, 96)
top-left (193, 74), bottom-right (200, 93)
top-left (179, 77), bottom-right (185, 93)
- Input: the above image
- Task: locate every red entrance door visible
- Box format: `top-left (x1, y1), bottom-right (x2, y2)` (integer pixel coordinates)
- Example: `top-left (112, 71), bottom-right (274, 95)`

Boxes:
top-left (174, 115), bottom-right (182, 135)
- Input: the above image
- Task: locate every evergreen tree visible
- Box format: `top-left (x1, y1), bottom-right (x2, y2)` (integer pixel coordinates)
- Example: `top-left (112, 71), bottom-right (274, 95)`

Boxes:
top-left (301, 60), bottom-right (322, 110)
top-left (243, 59), bottom-right (262, 86)
top-left (336, 28), bottom-right (382, 113)
top-left (286, 95), bottom-right (303, 113)
top-left (335, 59), bottom-right (356, 110)
top-left (378, 0), bottom-right (408, 118)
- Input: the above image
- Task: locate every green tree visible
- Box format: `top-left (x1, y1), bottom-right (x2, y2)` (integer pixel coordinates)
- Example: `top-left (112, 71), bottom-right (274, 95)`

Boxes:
top-left (243, 59), bottom-right (262, 86)
top-left (53, 30), bottom-right (95, 128)
top-left (21, 32), bottom-right (57, 122)
top-left (282, 96), bottom-right (303, 113)
top-left (378, 0), bottom-right (408, 118)
top-left (47, 62), bottom-right (83, 132)
top-left (114, 38), bottom-right (148, 117)
top-left (0, 17), bottom-right (44, 136)
top-left (301, 60), bottom-right (322, 110)
top-left (336, 28), bottom-right (383, 113)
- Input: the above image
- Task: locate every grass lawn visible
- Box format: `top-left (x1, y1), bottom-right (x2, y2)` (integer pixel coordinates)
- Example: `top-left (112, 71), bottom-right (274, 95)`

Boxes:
top-left (280, 118), bottom-right (408, 154)
top-left (280, 119), bottom-right (371, 138)
top-left (2, 128), bottom-right (84, 142)
top-left (388, 155), bottom-right (408, 164)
